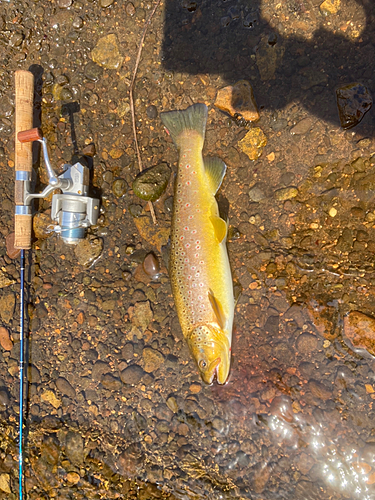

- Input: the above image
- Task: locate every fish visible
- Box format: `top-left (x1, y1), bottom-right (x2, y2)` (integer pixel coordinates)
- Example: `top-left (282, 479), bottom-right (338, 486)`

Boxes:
top-left (160, 103), bottom-right (234, 384)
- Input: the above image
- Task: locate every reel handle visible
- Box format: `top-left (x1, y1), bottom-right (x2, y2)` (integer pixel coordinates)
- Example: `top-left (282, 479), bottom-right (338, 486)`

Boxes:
top-left (14, 70), bottom-right (34, 249)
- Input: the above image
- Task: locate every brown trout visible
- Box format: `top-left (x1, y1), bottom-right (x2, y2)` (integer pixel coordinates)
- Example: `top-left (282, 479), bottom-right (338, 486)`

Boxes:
top-left (160, 103), bottom-right (234, 384)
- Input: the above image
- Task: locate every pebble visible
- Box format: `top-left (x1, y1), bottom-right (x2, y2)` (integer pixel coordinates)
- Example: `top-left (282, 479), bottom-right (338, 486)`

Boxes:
top-left (0, 327), bottom-right (13, 351)
top-left (143, 252), bottom-right (160, 279)
top-left (84, 61), bottom-right (104, 82)
top-left (55, 377), bottom-right (75, 398)
top-left (112, 179), bottom-right (127, 197)
top-left (100, 0), bottom-right (114, 7)
top-left (57, 0), bottom-right (72, 7)
top-left (101, 373), bottom-right (122, 390)
top-left (91, 34), bottom-right (124, 70)
top-left (66, 472), bottom-right (80, 484)
top-left (74, 237), bottom-right (103, 266)
top-left (65, 430), bottom-right (84, 465)
top-left (296, 333), bottom-right (318, 353)
top-left (41, 390), bottom-right (61, 409)
top-left (125, 1), bottom-right (136, 16)
top-left (116, 444), bottom-right (143, 477)
top-left (146, 105), bottom-right (158, 119)
top-left (0, 293), bottom-right (15, 324)
top-left (290, 117), bottom-right (315, 135)
top-left (142, 347), bottom-right (164, 373)
top-left (166, 396), bottom-right (178, 413)
top-left (33, 213), bottom-right (55, 240)
top-left (274, 186), bottom-right (298, 201)
top-left (0, 389), bottom-right (10, 407)
top-left (129, 301), bottom-right (153, 333)
top-left (0, 474), bottom-right (11, 494)
top-left (214, 80), bottom-right (259, 122)
top-left (308, 380), bottom-right (332, 401)
top-left (238, 128), bottom-right (267, 160)
top-left (132, 163), bottom-right (171, 202)
top-left (92, 361), bottom-right (111, 381)
top-left (336, 83), bottom-right (372, 129)
top-left (248, 184), bottom-right (266, 202)
top-left (343, 311), bottom-right (375, 358)
top-left (120, 365), bottom-right (145, 385)
top-left (320, 0), bottom-right (341, 15)
top-left (72, 16), bottom-right (83, 29)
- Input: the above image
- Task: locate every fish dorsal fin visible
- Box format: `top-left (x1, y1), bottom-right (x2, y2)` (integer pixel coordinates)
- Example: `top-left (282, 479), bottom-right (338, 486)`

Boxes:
top-left (204, 157), bottom-right (227, 194)
top-left (208, 289), bottom-right (226, 330)
top-left (210, 215), bottom-right (227, 244)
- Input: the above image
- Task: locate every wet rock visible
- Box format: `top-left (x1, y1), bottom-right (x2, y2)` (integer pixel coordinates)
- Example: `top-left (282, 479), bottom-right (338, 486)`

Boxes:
top-left (274, 186), bottom-right (298, 201)
top-left (112, 179), bottom-right (127, 197)
top-left (248, 183), bottom-right (266, 202)
top-left (0, 389), bottom-right (10, 407)
top-left (82, 143), bottom-right (96, 157)
top-left (320, 0), bottom-right (341, 15)
top-left (122, 343), bottom-right (134, 360)
top-left (238, 128), bottom-right (267, 160)
top-left (308, 380), bottom-right (332, 401)
top-left (58, 0), bottom-right (72, 7)
top-left (101, 373), bottom-right (122, 390)
top-left (142, 347), bottom-right (164, 373)
top-left (256, 34), bottom-right (285, 81)
top-left (166, 396), bottom-right (178, 413)
top-left (0, 327), bottom-right (12, 351)
top-left (296, 333), bottom-right (318, 353)
top-left (41, 390), bottom-right (61, 409)
top-left (74, 237), bottom-right (103, 266)
top-left (214, 80), bottom-right (259, 122)
top-left (290, 117), bottom-right (315, 135)
top-left (336, 83), bottom-right (372, 129)
top-left (55, 377), bottom-right (75, 398)
top-left (28, 365), bottom-right (41, 384)
top-left (343, 311), bottom-right (375, 358)
top-left (132, 163), bottom-right (171, 202)
top-left (143, 252), bottom-right (161, 279)
top-left (91, 34), bottom-right (124, 70)
top-left (116, 444), bottom-right (144, 477)
top-left (67, 471), bottom-right (80, 484)
top-left (5, 233), bottom-right (20, 259)
top-left (0, 293), bottom-right (15, 324)
top-left (0, 96), bottom-right (14, 118)
top-left (65, 430), bottom-right (84, 465)
top-left (84, 61), bottom-right (104, 82)
top-left (0, 474), bottom-right (11, 494)
top-left (146, 105), bottom-right (158, 119)
top-left (92, 361), bottom-right (111, 381)
top-left (129, 301), bottom-right (153, 333)
top-left (125, 1), bottom-right (136, 16)
top-left (33, 212), bottom-right (55, 240)
top-left (120, 365), bottom-right (145, 385)
top-left (133, 216), bottom-right (170, 252)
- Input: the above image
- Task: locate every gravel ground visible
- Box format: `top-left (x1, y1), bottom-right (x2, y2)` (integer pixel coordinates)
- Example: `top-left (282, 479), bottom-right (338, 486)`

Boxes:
top-left (1, 0), bottom-right (375, 498)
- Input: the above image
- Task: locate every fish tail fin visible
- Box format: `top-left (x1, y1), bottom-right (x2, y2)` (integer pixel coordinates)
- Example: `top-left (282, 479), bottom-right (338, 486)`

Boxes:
top-left (160, 103), bottom-right (207, 148)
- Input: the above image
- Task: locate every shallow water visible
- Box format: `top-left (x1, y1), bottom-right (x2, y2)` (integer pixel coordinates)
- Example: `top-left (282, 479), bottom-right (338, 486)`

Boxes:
top-left (0, 0), bottom-right (375, 498)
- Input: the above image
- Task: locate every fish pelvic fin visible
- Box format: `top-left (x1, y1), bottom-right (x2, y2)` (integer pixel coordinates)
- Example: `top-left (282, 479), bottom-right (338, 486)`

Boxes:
top-left (208, 289), bottom-right (226, 330)
top-left (160, 103), bottom-right (207, 148)
top-left (210, 215), bottom-right (228, 244)
top-left (204, 157), bottom-right (227, 194)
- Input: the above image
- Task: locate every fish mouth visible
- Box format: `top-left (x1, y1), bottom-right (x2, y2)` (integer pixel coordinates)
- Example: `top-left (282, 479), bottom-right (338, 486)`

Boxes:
top-left (201, 357), bottom-right (221, 385)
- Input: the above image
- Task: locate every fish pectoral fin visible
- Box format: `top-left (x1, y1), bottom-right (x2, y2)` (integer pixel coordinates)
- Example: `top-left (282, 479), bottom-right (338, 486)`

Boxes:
top-left (210, 215), bottom-right (227, 244)
top-left (204, 157), bottom-right (227, 194)
top-left (208, 289), bottom-right (226, 330)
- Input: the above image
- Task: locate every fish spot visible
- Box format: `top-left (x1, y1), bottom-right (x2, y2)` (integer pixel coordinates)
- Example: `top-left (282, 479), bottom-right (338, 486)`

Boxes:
top-left (186, 181), bottom-right (191, 186)
top-left (184, 226), bottom-right (189, 231)
top-left (191, 229), bottom-right (197, 234)
top-left (186, 164), bottom-right (190, 169)
top-left (199, 283), bottom-right (204, 287)
top-left (189, 215), bottom-right (194, 219)
top-left (195, 253), bottom-right (199, 258)
top-left (196, 245), bottom-right (200, 250)
top-left (185, 243), bottom-right (190, 248)
top-left (185, 203), bottom-right (190, 208)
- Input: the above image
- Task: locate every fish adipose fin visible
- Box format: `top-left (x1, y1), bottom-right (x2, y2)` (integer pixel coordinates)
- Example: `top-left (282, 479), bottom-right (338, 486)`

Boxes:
top-left (210, 215), bottom-right (227, 244)
top-left (208, 289), bottom-right (226, 330)
top-left (160, 103), bottom-right (207, 147)
top-left (204, 157), bottom-right (227, 194)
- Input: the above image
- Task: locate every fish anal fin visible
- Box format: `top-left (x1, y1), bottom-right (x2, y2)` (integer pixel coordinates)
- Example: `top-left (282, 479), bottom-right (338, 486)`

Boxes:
top-left (208, 289), bottom-right (226, 330)
top-left (204, 157), bottom-right (227, 194)
top-left (210, 215), bottom-right (227, 244)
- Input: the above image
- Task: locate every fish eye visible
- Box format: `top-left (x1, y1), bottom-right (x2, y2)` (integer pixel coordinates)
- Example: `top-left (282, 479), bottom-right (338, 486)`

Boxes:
top-left (199, 359), bottom-right (207, 369)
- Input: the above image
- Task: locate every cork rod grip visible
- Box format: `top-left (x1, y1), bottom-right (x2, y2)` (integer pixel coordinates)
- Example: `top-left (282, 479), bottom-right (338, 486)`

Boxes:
top-left (15, 70), bottom-right (34, 250)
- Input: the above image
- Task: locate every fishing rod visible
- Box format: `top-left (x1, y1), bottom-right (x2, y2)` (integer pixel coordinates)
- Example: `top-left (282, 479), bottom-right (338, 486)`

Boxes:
top-left (14, 69), bottom-right (100, 498)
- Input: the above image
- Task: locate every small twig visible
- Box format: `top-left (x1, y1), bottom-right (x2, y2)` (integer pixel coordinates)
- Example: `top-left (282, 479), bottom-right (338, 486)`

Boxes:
top-left (130, 0), bottom-right (161, 225)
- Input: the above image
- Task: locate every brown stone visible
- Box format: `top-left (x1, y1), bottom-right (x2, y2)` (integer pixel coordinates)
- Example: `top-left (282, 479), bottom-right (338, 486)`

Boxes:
top-left (308, 379), bottom-right (332, 401)
top-left (5, 233), bottom-right (20, 259)
top-left (0, 327), bottom-right (13, 351)
top-left (343, 311), bottom-right (375, 357)
top-left (214, 80), bottom-right (259, 122)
